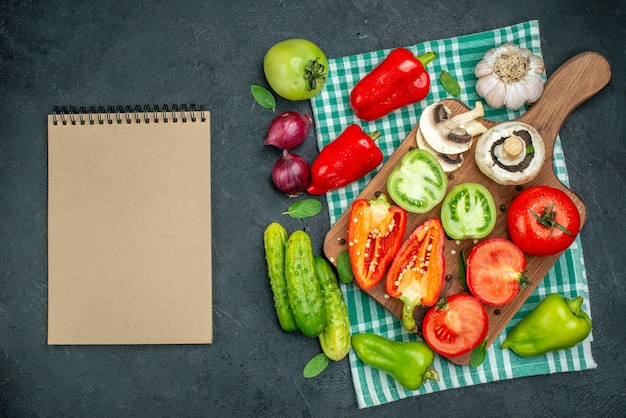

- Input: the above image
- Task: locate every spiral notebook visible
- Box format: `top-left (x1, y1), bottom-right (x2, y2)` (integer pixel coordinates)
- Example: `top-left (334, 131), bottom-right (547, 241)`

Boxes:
top-left (47, 105), bottom-right (213, 345)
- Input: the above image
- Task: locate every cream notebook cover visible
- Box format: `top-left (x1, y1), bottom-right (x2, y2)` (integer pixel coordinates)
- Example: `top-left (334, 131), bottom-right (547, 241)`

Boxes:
top-left (47, 105), bottom-right (212, 345)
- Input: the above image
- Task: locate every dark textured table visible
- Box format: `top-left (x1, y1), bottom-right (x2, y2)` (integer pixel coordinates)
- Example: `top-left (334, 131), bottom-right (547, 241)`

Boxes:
top-left (2, 1), bottom-right (624, 416)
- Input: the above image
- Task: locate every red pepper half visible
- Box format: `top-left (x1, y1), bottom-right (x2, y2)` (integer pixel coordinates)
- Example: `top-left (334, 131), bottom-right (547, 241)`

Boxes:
top-left (386, 218), bottom-right (446, 332)
top-left (348, 194), bottom-right (407, 290)
top-left (306, 124), bottom-right (383, 195)
top-left (350, 49), bottom-right (437, 121)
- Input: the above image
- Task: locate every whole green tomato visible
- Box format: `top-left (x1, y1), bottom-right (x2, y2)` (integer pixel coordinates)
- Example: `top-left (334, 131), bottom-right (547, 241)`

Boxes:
top-left (263, 38), bottom-right (328, 101)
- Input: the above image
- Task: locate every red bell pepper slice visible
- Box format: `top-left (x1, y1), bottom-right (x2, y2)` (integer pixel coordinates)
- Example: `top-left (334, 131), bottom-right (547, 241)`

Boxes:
top-left (350, 49), bottom-right (437, 121)
top-left (347, 194), bottom-right (407, 290)
top-left (386, 218), bottom-right (446, 332)
top-left (306, 124), bottom-right (383, 195)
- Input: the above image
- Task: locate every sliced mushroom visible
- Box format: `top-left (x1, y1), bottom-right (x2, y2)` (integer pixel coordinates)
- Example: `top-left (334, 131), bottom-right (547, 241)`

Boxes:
top-left (464, 119), bottom-right (489, 137)
top-left (416, 127), bottom-right (464, 172)
top-left (474, 121), bottom-right (545, 185)
top-left (419, 101), bottom-right (486, 155)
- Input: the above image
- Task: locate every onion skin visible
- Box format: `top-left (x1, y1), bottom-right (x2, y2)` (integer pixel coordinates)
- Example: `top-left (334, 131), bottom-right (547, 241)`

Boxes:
top-left (264, 111), bottom-right (312, 150)
top-left (271, 150), bottom-right (310, 197)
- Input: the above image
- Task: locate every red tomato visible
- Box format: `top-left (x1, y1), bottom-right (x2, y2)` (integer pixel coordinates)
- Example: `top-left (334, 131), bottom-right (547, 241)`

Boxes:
top-left (466, 238), bottom-right (529, 306)
top-left (422, 293), bottom-right (488, 358)
top-left (507, 186), bottom-right (581, 257)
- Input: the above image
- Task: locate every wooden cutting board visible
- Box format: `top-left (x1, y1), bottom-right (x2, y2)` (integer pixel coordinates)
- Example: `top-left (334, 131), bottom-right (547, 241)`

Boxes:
top-left (323, 51), bottom-right (611, 365)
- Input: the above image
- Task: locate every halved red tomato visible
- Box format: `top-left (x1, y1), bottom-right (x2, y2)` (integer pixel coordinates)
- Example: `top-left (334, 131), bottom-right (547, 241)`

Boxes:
top-left (422, 293), bottom-right (488, 358)
top-left (466, 238), bottom-right (529, 306)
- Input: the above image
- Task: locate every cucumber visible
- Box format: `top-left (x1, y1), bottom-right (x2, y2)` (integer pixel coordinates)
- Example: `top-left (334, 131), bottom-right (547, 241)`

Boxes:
top-left (284, 230), bottom-right (326, 337)
top-left (314, 256), bottom-right (351, 361)
top-left (263, 222), bottom-right (298, 332)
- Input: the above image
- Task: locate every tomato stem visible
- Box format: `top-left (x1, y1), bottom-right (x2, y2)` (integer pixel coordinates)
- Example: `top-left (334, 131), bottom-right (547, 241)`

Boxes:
top-left (519, 271), bottom-right (531, 289)
top-left (530, 202), bottom-right (574, 238)
top-left (304, 59), bottom-right (327, 91)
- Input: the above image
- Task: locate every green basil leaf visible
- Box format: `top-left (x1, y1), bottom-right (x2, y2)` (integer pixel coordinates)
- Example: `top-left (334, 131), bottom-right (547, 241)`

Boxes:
top-left (439, 70), bottom-right (461, 97)
top-left (303, 353), bottom-right (329, 378)
top-left (251, 85), bottom-right (276, 110)
top-left (336, 250), bottom-right (353, 284)
top-left (470, 338), bottom-right (488, 368)
top-left (283, 199), bottom-right (322, 219)
top-left (458, 250), bottom-right (468, 291)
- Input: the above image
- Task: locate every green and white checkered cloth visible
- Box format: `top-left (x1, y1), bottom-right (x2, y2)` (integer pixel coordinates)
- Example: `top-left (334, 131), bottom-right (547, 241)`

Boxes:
top-left (310, 20), bottom-right (596, 409)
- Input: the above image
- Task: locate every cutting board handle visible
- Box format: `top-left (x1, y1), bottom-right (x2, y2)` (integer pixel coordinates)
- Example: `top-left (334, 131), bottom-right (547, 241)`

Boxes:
top-left (519, 52), bottom-right (611, 144)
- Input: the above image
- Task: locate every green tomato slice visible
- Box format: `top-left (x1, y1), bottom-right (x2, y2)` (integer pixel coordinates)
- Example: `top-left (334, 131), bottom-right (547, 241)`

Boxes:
top-left (387, 149), bottom-right (448, 213)
top-left (441, 182), bottom-right (497, 240)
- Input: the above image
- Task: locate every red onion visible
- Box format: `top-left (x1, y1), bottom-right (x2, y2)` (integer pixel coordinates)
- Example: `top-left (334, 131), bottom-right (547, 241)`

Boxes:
top-left (264, 111), bottom-right (312, 150)
top-left (271, 150), bottom-right (310, 197)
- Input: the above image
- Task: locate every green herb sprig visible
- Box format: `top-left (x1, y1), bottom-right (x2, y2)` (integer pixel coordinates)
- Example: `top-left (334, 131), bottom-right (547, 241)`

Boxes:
top-left (439, 70), bottom-right (461, 97)
top-left (251, 85), bottom-right (276, 110)
top-left (336, 250), bottom-right (353, 284)
top-left (283, 199), bottom-right (322, 219)
top-left (303, 353), bottom-right (329, 378)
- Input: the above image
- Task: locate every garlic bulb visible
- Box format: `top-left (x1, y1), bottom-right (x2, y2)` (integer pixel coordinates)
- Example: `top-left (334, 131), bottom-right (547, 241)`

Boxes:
top-left (475, 43), bottom-right (545, 110)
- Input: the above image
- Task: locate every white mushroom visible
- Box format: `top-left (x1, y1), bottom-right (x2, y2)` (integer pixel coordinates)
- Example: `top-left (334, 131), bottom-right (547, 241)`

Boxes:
top-left (474, 121), bottom-right (545, 185)
top-left (464, 119), bottom-right (489, 137)
top-left (419, 101), bottom-right (486, 155)
top-left (415, 127), bottom-right (464, 173)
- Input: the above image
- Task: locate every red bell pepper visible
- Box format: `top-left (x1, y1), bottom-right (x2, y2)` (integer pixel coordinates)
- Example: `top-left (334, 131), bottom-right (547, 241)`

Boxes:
top-left (347, 194), bottom-right (407, 290)
top-left (350, 49), bottom-right (437, 121)
top-left (306, 124), bottom-right (383, 195)
top-left (386, 218), bottom-right (446, 332)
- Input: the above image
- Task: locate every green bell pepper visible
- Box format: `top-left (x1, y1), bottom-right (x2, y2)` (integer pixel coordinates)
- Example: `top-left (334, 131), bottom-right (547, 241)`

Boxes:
top-left (352, 333), bottom-right (439, 390)
top-left (502, 293), bottom-right (592, 357)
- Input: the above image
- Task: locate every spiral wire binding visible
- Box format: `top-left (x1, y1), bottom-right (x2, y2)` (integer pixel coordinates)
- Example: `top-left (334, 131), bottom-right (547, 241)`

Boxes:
top-left (51, 104), bottom-right (206, 126)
